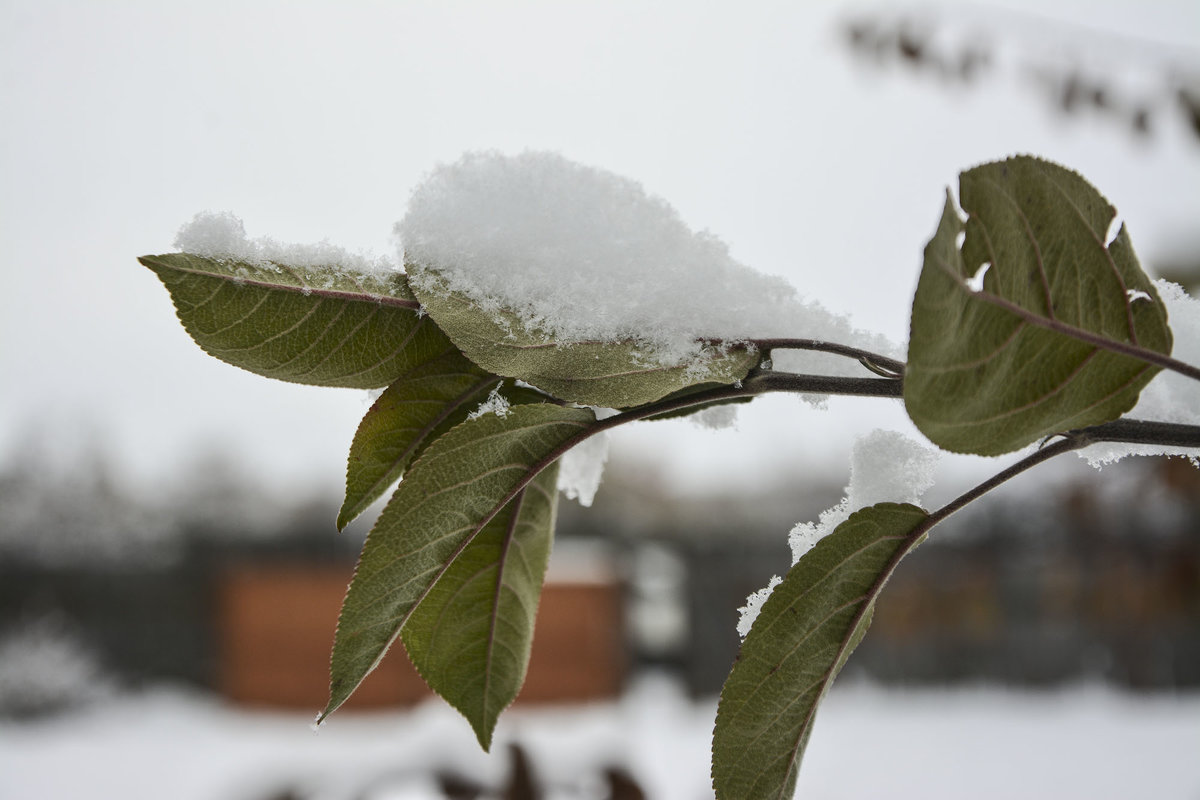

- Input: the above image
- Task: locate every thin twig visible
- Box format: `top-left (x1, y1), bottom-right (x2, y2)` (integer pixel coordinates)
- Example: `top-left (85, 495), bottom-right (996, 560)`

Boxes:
top-left (699, 337), bottom-right (906, 378)
top-left (924, 417), bottom-right (1200, 529)
top-left (744, 371), bottom-right (905, 398)
top-left (925, 435), bottom-right (1089, 527)
top-left (747, 338), bottom-right (907, 377)
top-left (1078, 418), bottom-right (1200, 448)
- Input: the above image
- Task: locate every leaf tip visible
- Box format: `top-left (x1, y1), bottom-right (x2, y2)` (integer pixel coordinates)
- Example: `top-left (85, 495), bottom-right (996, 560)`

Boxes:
top-left (315, 701), bottom-right (336, 727)
top-left (471, 719), bottom-right (497, 753)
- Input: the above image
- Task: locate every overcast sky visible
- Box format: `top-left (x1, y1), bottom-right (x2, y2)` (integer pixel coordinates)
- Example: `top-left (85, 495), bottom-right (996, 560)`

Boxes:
top-left (2, 0), bottom-right (1198, 504)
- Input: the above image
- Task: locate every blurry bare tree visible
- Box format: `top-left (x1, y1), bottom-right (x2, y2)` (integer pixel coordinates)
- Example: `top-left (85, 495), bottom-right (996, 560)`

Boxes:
top-left (841, 8), bottom-right (1200, 145)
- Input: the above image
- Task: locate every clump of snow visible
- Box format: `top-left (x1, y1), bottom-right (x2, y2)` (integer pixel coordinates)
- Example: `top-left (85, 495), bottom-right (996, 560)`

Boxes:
top-left (789, 429), bottom-right (939, 563)
top-left (737, 430), bottom-right (939, 639)
top-left (399, 151), bottom-right (895, 375)
top-left (557, 431), bottom-right (611, 507)
top-left (1081, 280), bottom-right (1200, 467)
top-left (363, 387), bottom-right (387, 408)
top-left (690, 405), bottom-right (739, 431)
top-left (1105, 215), bottom-right (1123, 247)
top-left (735, 575), bottom-right (782, 639)
top-left (175, 212), bottom-right (397, 274)
top-left (467, 386), bottom-right (511, 420)
top-left (965, 261), bottom-right (991, 292)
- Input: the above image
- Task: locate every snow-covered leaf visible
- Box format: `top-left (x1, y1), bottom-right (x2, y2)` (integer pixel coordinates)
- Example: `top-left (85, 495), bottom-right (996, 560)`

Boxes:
top-left (323, 404), bottom-right (597, 723)
top-left (402, 463), bottom-right (559, 749)
top-left (409, 276), bottom-right (758, 408)
top-left (905, 156), bottom-right (1172, 455)
top-left (140, 252), bottom-right (446, 388)
top-left (712, 503), bottom-right (929, 800)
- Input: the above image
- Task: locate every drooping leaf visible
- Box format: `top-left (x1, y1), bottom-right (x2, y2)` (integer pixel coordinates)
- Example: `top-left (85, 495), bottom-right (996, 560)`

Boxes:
top-left (141, 253), bottom-right (451, 388)
top-left (402, 462), bottom-right (560, 749)
top-left (408, 273), bottom-right (759, 408)
top-left (323, 404), bottom-right (597, 721)
top-left (338, 349), bottom-right (497, 530)
top-left (712, 503), bottom-right (929, 800)
top-left (905, 156), bottom-right (1172, 455)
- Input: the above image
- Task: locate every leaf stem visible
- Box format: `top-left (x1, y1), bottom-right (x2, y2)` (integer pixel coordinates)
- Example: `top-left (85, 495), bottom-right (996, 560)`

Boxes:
top-left (742, 371), bottom-right (905, 398)
top-left (926, 436), bottom-right (1086, 527)
top-left (745, 338), bottom-right (907, 378)
top-left (511, 372), bottom-right (909, 504)
top-left (926, 416), bottom-right (1200, 529)
top-left (522, 397), bottom-right (1199, 569)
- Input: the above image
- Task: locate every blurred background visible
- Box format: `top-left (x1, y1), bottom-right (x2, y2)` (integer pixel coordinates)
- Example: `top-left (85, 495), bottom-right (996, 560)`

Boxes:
top-left (1, 2), bottom-right (1199, 799)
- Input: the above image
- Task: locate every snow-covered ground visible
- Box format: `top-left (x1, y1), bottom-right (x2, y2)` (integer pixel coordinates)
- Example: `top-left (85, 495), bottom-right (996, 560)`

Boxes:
top-left (2, 676), bottom-right (1197, 800)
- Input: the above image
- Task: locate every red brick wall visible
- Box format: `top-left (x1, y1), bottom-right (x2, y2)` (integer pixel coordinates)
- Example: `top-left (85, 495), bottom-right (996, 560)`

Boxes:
top-left (216, 564), bottom-right (624, 709)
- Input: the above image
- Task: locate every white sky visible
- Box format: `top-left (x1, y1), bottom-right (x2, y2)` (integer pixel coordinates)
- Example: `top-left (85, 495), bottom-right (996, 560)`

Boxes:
top-left (1, 0), bottom-right (1198, 500)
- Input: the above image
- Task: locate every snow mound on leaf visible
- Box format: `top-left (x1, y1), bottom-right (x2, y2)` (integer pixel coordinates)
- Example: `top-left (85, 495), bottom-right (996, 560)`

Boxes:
top-left (398, 150), bottom-right (894, 373)
top-left (736, 430), bottom-right (938, 640)
top-left (788, 429), bottom-right (939, 564)
top-left (175, 212), bottom-right (396, 274)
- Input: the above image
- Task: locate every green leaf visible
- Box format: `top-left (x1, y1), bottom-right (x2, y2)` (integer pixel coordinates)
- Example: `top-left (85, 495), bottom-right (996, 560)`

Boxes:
top-left (712, 503), bottom-right (929, 800)
top-left (339, 364), bottom-right (558, 530)
top-left (905, 156), bottom-right (1173, 455)
top-left (140, 253), bottom-right (451, 388)
top-left (323, 404), bottom-right (597, 723)
top-left (408, 273), bottom-right (759, 408)
top-left (338, 349), bottom-right (498, 530)
top-left (402, 462), bottom-right (560, 749)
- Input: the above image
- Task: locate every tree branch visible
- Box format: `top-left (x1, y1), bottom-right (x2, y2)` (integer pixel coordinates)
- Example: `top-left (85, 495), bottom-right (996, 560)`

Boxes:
top-left (743, 371), bottom-right (905, 398)
top-left (925, 417), bottom-right (1200, 530)
top-left (1079, 418), bottom-right (1200, 448)
top-left (926, 436), bottom-right (1087, 526)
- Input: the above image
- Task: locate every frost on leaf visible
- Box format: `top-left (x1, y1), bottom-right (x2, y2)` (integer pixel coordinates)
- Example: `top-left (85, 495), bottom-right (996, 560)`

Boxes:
top-left (468, 386), bottom-right (511, 420)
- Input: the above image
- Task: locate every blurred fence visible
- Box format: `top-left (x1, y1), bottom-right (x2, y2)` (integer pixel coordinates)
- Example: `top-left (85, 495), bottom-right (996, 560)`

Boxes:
top-left (0, 457), bottom-right (1197, 717)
